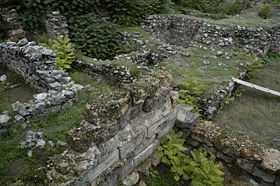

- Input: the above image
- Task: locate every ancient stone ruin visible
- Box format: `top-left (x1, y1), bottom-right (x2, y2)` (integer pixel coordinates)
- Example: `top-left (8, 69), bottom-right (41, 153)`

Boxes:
top-left (0, 1), bottom-right (280, 186)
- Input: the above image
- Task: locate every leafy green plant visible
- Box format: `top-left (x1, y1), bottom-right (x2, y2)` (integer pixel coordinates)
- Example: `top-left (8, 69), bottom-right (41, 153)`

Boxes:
top-left (51, 36), bottom-right (75, 70)
top-left (156, 131), bottom-right (224, 186)
top-left (258, 4), bottom-right (272, 19)
top-left (145, 168), bottom-right (182, 186)
top-left (177, 80), bottom-right (205, 111)
top-left (189, 149), bottom-right (224, 186)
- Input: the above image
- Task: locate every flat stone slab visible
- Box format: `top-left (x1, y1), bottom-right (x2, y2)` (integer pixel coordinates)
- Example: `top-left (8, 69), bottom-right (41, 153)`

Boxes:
top-left (0, 113), bottom-right (10, 124)
top-left (261, 148), bottom-right (280, 172)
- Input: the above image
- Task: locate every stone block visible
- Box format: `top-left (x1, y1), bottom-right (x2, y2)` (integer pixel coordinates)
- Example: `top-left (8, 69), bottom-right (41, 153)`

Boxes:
top-left (252, 167), bottom-right (275, 184)
top-left (133, 141), bottom-right (159, 167)
top-left (261, 148), bottom-right (280, 173)
top-left (78, 150), bottom-right (120, 184)
top-left (176, 105), bottom-right (199, 129)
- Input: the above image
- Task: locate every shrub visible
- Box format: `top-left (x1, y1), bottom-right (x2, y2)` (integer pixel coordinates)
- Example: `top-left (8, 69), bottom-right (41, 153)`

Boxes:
top-left (258, 4), bottom-right (272, 19)
top-left (174, 0), bottom-right (250, 15)
top-left (68, 14), bottom-right (133, 59)
top-left (51, 36), bottom-right (75, 70)
top-left (222, 1), bottom-right (241, 15)
top-left (156, 131), bottom-right (224, 185)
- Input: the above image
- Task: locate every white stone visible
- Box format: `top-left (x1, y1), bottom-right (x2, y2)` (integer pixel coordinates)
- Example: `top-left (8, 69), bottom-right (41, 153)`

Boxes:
top-left (0, 114), bottom-right (10, 124)
top-left (0, 74), bottom-right (7, 82)
top-left (261, 148), bottom-right (280, 172)
top-left (34, 93), bottom-right (48, 101)
top-left (122, 172), bottom-right (140, 186)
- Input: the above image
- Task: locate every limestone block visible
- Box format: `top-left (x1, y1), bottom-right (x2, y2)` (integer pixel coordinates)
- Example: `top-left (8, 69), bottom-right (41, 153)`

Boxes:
top-left (157, 112), bottom-right (176, 139)
top-left (80, 150), bottom-right (119, 184)
top-left (176, 104), bottom-right (199, 129)
top-left (133, 141), bottom-right (159, 167)
top-left (261, 148), bottom-right (280, 173)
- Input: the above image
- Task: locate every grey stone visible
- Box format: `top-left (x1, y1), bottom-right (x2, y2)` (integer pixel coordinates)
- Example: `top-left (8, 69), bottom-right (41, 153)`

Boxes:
top-left (261, 149), bottom-right (280, 172)
top-left (34, 93), bottom-right (48, 101)
top-left (252, 167), bottom-right (275, 183)
top-left (122, 172), bottom-right (140, 186)
top-left (17, 38), bottom-right (28, 46)
top-left (0, 113), bottom-right (10, 124)
top-left (216, 50), bottom-right (223, 56)
top-left (176, 105), bottom-right (198, 129)
top-left (0, 74), bottom-right (7, 82)
top-left (133, 141), bottom-right (159, 166)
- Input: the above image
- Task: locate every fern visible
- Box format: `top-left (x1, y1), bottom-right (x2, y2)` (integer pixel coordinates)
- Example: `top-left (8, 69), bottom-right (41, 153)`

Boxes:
top-left (157, 131), bottom-right (224, 185)
top-left (51, 36), bottom-right (75, 70)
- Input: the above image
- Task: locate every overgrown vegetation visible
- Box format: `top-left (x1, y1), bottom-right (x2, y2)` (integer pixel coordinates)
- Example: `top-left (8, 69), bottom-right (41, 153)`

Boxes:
top-left (0, 71), bottom-right (115, 185)
top-left (177, 80), bottom-right (205, 112)
top-left (174, 0), bottom-right (250, 15)
top-left (50, 36), bottom-right (76, 70)
top-left (156, 131), bottom-right (224, 185)
top-left (68, 15), bottom-right (131, 60)
top-left (258, 4), bottom-right (272, 19)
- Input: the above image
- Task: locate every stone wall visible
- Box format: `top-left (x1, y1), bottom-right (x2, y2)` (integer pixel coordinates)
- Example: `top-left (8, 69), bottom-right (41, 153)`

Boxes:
top-left (201, 70), bottom-right (247, 119)
top-left (0, 8), bottom-right (25, 41)
top-left (45, 11), bottom-right (69, 38)
top-left (270, 26), bottom-right (280, 54)
top-left (45, 72), bottom-right (180, 186)
top-left (144, 15), bottom-right (278, 56)
top-left (0, 39), bottom-right (82, 123)
top-left (177, 121), bottom-right (280, 186)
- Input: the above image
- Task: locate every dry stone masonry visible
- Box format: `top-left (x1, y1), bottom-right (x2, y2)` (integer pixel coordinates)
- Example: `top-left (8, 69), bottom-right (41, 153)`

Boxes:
top-left (0, 8), bottom-right (25, 41)
top-left (144, 15), bottom-right (280, 56)
top-left (0, 39), bottom-right (83, 124)
top-left (179, 121), bottom-right (280, 186)
top-left (45, 11), bottom-right (69, 38)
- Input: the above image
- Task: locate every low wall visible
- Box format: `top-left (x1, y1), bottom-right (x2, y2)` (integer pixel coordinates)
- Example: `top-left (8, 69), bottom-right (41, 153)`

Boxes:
top-left (270, 26), bottom-right (280, 54)
top-left (144, 15), bottom-right (279, 56)
top-left (0, 39), bottom-right (82, 122)
top-left (181, 121), bottom-right (280, 186)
